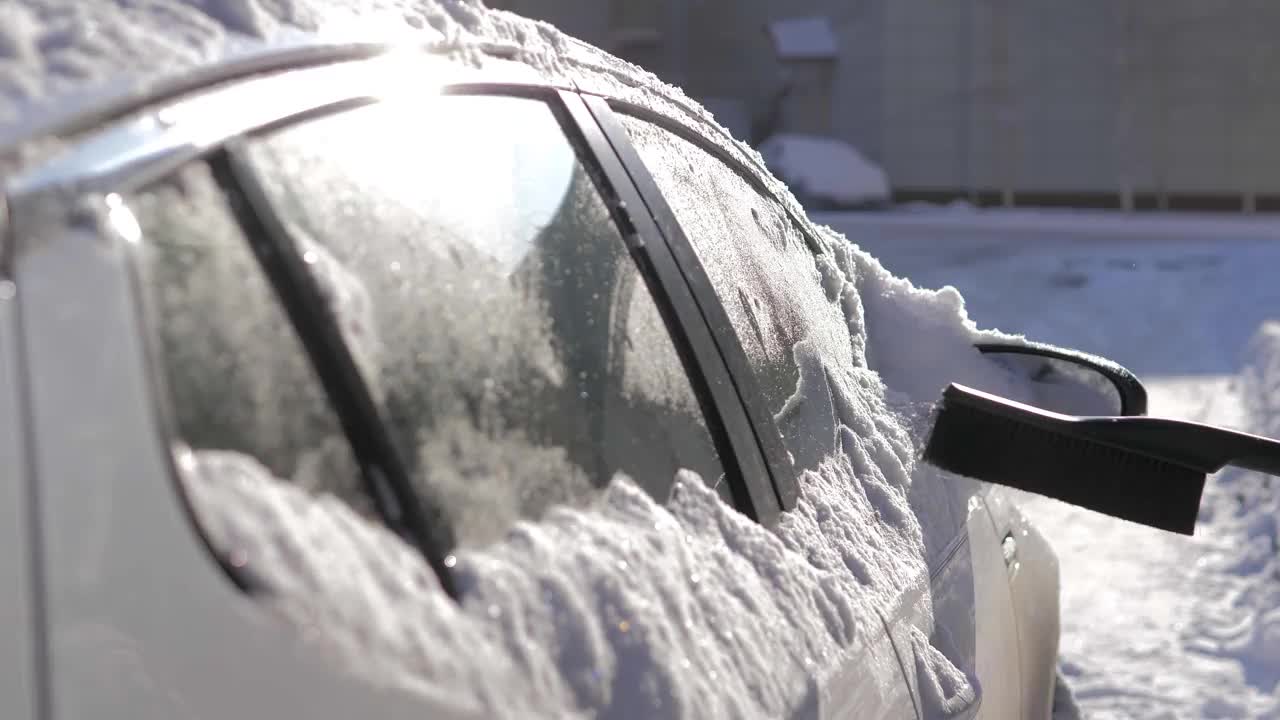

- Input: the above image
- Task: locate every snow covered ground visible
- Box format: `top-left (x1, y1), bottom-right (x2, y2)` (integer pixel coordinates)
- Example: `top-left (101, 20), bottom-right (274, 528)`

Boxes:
top-left (820, 208), bottom-right (1280, 719)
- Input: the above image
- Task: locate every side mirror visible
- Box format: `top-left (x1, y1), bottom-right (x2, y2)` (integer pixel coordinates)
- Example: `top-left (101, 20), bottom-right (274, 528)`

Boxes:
top-left (976, 340), bottom-right (1148, 416)
top-left (923, 383), bottom-right (1280, 535)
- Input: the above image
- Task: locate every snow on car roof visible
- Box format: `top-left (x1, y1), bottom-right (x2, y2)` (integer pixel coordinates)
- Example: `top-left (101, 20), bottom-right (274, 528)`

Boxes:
top-left (0, 0), bottom-right (804, 234)
top-left (1, 1), bottom-right (1044, 717)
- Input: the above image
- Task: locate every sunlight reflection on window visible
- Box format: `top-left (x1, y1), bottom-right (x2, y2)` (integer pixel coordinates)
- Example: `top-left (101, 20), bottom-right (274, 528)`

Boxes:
top-left (308, 93), bottom-right (577, 276)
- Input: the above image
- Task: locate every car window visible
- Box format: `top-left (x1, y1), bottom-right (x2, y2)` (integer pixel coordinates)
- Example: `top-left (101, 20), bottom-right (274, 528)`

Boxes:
top-left (239, 94), bottom-right (730, 549)
top-left (617, 115), bottom-right (859, 472)
top-left (130, 163), bottom-right (376, 541)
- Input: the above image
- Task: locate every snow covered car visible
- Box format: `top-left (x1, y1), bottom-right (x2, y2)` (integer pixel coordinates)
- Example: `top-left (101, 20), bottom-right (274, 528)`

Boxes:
top-left (0, 4), bottom-right (1157, 719)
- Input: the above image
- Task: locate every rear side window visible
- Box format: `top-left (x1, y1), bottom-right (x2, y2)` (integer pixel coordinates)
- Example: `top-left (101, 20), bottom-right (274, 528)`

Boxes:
top-left (131, 163), bottom-right (375, 532)
top-left (241, 94), bottom-right (729, 549)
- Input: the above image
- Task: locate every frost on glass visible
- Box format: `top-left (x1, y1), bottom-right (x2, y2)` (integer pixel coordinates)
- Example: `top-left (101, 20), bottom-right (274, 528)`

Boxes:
top-left (130, 164), bottom-right (371, 515)
top-left (244, 95), bottom-right (726, 548)
top-left (619, 116), bottom-right (859, 471)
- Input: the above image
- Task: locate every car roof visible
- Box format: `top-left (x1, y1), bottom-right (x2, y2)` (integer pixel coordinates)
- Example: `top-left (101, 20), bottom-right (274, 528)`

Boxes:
top-left (1, 1), bottom-right (827, 255)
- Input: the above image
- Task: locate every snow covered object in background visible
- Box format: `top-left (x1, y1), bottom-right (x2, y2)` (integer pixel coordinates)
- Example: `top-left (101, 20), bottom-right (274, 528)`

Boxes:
top-left (759, 134), bottom-right (890, 210)
top-left (767, 17), bottom-right (838, 61)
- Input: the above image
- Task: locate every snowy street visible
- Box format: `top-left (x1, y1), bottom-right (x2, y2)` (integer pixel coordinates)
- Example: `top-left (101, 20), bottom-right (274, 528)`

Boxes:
top-left (822, 209), bottom-right (1280, 718)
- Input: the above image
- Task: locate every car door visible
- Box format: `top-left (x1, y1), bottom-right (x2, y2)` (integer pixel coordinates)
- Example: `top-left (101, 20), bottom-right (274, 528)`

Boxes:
top-left (12, 157), bottom-right (488, 720)
top-left (590, 96), bottom-right (1026, 718)
top-left (211, 69), bottom-right (930, 717)
top-left (581, 98), bottom-right (925, 718)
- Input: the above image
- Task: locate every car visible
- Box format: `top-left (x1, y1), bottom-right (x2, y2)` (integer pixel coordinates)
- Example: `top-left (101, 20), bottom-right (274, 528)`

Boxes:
top-left (0, 3), bottom-right (1161, 719)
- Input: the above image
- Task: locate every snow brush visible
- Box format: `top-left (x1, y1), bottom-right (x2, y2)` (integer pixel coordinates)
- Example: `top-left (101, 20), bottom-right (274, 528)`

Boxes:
top-left (922, 384), bottom-right (1280, 535)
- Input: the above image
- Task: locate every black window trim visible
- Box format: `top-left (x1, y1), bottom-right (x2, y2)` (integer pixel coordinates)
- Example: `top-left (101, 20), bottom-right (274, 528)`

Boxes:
top-left (101, 59), bottom-right (795, 596)
top-left (209, 145), bottom-right (461, 597)
top-left (580, 94), bottom-right (801, 513)
top-left (198, 83), bottom-right (774, 594)
top-left (558, 90), bottom-right (781, 524)
top-left (437, 85), bottom-right (770, 519)
top-left (601, 97), bottom-right (827, 257)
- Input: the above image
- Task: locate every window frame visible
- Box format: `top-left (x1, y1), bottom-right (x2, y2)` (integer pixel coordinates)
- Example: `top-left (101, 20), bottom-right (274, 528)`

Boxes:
top-left (218, 85), bottom-right (756, 555)
top-left (207, 145), bottom-right (458, 588)
top-left (584, 95), bottom-right (819, 513)
top-left (559, 90), bottom-right (783, 524)
top-left (95, 60), bottom-right (784, 596)
top-left (221, 83), bottom-right (778, 566)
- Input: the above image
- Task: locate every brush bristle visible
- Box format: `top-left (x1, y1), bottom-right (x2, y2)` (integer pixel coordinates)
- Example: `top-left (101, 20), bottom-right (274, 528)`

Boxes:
top-left (924, 400), bottom-right (1205, 535)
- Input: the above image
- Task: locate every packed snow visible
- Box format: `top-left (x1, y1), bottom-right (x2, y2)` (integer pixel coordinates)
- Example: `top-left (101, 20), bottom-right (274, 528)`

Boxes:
top-left (822, 207), bottom-right (1280, 719)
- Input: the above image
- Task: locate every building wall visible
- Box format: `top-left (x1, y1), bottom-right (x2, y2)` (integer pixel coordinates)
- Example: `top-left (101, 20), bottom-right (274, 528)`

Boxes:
top-left (491, 0), bottom-right (1280, 201)
top-left (878, 0), bottom-right (1280, 199)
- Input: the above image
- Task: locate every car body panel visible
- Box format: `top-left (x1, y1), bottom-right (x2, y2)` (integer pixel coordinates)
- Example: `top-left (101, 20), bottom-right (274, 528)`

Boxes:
top-left (985, 487), bottom-right (1062, 720)
top-left (807, 630), bottom-right (918, 720)
top-left (879, 495), bottom-right (1022, 720)
top-left (11, 204), bottom-right (482, 720)
top-left (0, 262), bottom-right (39, 720)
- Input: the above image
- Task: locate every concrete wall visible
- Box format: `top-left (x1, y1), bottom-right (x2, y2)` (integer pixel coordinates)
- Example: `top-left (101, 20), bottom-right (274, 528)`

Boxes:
top-left (492, 0), bottom-right (1280, 201)
top-left (882, 0), bottom-right (1280, 199)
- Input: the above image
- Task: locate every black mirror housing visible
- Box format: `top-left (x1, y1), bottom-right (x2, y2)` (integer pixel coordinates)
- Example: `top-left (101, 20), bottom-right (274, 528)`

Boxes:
top-left (977, 340), bottom-right (1148, 416)
top-left (924, 383), bottom-right (1280, 535)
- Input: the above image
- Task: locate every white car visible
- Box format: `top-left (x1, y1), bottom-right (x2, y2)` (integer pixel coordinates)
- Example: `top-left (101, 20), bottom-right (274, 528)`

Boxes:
top-left (0, 3), bottom-right (1169, 718)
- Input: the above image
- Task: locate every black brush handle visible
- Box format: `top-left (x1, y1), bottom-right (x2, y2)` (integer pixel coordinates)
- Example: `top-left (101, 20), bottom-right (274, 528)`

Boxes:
top-left (948, 384), bottom-right (1280, 476)
top-left (1078, 417), bottom-right (1280, 476)
top-left (927, 385), bottom-right (1207, 533)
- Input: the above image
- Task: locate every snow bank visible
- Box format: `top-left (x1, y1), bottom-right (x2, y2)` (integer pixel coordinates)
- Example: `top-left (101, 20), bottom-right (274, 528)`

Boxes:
top-left (1241, 322), bottom-right (1280, 441)
top-left (1185, 322), bottom-right (1280, 707)
top-left (759, 134), bottom-right (890, 209)
top-left (184, 413), bottom-right (930, 717)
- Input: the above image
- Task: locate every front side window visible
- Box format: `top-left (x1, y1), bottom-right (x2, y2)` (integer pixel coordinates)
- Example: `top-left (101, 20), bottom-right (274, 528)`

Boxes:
top-left (242, 94), bottom-right (728, 549)
top-left (618, 115), bottom-right (859, 471)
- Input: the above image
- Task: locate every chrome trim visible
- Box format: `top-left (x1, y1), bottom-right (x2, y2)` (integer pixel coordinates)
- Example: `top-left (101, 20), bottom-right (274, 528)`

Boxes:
top-left (0, 41), bottom-right (394, 154)
top-left (8, 49), bottom-right (557, 202)
top-left (0, 194), bottom-right (9, 274)
top-left (1, 38), bottom-right (531, 157)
